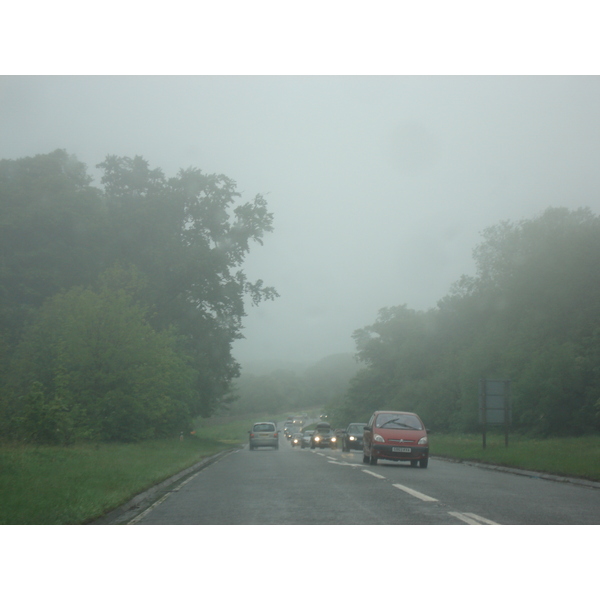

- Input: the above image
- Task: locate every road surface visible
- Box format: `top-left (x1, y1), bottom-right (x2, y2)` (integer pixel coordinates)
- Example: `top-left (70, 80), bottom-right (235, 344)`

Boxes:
top-left (129, 434), bottom-right (600, 525)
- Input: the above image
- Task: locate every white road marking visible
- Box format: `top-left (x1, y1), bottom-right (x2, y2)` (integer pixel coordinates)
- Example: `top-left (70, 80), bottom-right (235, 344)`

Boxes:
top-left (449, 512), bottom-right (500, 525)
top-left (128, 494), bottom-right (170, 525)
top-left (362, 469), bottom-right (386, 479)
top-left (392, 483), bottom-right (438, 502)
top-left (128, 471), bottom-right (201, 524)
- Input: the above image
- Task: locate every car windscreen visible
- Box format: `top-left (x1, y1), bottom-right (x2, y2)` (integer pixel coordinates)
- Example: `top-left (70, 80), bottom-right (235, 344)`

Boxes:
top-left (253, 423), bottom-right (275, 432)
top-left (347, 424), bottom-right (365, 434)
top-left (375, 414), bottom-right (423, 430)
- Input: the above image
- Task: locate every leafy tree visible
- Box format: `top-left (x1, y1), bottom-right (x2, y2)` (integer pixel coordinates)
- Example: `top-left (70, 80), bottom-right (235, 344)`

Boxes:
top-left (340, 207), bottom-right (600, 436)
top-left (6, 271), bottom-right (196, 442)
top-left (0, 151), bottom-right (278, 441)
top-left (0, 150), bottom-right (105, 349)
top-left (96, 156), bottom-right (278, 416)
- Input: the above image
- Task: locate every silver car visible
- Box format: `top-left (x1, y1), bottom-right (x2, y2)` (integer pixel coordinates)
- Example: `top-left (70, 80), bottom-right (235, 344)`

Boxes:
top-left (249, 422), bottom-right (279, 450)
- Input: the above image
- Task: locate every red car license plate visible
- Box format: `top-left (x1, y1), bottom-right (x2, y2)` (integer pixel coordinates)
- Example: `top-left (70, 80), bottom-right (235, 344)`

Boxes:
top-left (392, 447), bottom-right (411, 453)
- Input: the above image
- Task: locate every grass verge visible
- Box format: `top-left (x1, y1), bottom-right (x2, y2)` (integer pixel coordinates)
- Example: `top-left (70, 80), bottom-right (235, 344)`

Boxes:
top-left (431, 432), bottom-right (600, 482)
top-left (0, 413), bottom-right (272, 525)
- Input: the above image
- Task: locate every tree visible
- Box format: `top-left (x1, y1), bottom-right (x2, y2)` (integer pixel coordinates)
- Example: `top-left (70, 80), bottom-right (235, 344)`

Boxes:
top-left (96, 156), bottom-right (278, 416)
top-left (0, 151), bottom-right (278, 440)
top-left (0, 150), bottom-right (105, 350)
top-left (6, 271), bottom-right (197, 442)
top-left (341, 207), bottom-right (600, 436)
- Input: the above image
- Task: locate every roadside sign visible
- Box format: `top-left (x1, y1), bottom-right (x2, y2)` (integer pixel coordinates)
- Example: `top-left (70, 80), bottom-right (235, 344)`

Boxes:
top-left (478, 379), bottom-right (511, 449)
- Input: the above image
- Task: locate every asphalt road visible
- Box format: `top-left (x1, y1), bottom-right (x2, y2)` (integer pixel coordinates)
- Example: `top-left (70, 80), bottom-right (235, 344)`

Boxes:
top-left (129, 435), bottom-right (600, 525)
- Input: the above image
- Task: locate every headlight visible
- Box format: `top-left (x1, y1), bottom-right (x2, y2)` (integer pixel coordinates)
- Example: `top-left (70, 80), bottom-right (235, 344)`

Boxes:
top-left (331, 436), bottom-right (337, 442)
top-left (418, 436), bottom-right (428, 445)
top-left (374, 434), bottom-right (385, 443)
top-left (314, 436), bottom-right (321, 442)
top-left (349, 436), bottom-right (356, 441)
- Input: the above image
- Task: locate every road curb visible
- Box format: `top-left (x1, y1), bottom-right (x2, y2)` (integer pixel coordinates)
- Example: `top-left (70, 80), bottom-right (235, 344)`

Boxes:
top-left (88, 447), bottom-right (242, 525)
top-left (432, 455), bottom-right (600, 490)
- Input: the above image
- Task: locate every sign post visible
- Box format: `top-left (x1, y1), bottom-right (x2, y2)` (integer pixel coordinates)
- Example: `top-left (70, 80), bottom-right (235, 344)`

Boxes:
top-left (479, 379), bottom-right (511, 449)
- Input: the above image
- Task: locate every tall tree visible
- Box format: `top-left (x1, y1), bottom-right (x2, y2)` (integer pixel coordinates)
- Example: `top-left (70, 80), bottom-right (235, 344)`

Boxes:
top-left (0, 151), bottom-right (278, 440)
top-left (96, 156), bottom-right (278, 416)
top-left (0, 150), bottom-right (105, 350)
top-left (340, 207), bottom-right (600, 436)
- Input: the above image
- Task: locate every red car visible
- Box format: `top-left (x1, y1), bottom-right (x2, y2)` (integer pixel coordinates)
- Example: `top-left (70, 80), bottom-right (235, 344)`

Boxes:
top-left (362, 411), bottom-right (429, 468)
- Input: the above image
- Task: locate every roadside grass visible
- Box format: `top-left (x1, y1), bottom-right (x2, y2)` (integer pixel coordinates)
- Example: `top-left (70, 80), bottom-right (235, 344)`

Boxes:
top-left (0, 435), bottom-right (236, 525)
top-left (0, 413), bottom-right (278, 525)
top-left (431, 433), bottom-right (600, 482)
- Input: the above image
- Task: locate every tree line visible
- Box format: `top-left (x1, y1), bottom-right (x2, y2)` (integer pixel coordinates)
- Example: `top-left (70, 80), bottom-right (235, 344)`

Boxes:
top-left (0, 150), bottom-right (277, 443)
top-left (326, 207), bottom-right (600, 437)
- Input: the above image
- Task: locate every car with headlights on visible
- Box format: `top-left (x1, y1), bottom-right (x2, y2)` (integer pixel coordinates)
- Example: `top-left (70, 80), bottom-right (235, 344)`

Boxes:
top-left (248, 422), bottom-right (279, 450)
top-left (341, 422), bottom-right (367, 451)
top-left (291, 431), bottom-right (303, 448)
top-left (310, 422), bottom-right (337, 449)
top-left (362, 411), bottom-right (429, 467)
top-left (283, 421), bottom-right (294, 439)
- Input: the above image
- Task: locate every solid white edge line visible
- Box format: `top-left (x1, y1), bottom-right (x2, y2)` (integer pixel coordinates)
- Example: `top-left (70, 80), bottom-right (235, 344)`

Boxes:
top-left (128, 494), bottom-right (171, 525)
top-left (362, 469), bottom-right (386, 479)
top-left (392, 483), bottom-right (438, 502)
top-left (128, 469), bottom-right (203, 524)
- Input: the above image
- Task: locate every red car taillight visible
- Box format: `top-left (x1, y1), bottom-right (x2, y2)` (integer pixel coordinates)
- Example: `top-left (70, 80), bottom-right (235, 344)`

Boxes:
top-left (250, 433), bottom-right (255, 438)
top-left (274, 432), bottom-right (278, 438)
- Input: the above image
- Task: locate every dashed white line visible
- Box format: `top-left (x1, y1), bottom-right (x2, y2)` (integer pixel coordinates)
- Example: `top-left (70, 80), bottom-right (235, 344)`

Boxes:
top-left (392, 483), bottom-right (438, 502)
top-left (449, 512), bottom-right (500, 525)
top-left (317, 452), bottom-right (500, 523)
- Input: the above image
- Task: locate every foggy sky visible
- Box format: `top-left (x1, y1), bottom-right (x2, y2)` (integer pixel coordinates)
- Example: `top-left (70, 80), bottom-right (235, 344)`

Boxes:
top-left (2, 76), bottom-right (600, 369)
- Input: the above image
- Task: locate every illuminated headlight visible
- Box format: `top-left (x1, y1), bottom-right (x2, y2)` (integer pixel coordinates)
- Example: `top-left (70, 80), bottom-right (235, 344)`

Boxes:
top-left (418, 436), bottom-right (428, 445)
top-left (374, 434), bottom-right (385, 443)
top-left (314, 436), bottom-right (321, 442)
top-left (349, 436), bottom-right (356, 441)
top-left (331, 436), bottom-right (337, 443)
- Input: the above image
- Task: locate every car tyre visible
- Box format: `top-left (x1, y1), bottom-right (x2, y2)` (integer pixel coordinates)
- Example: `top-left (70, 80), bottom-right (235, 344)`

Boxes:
top-left (419, 458), bottom-right (428, 468)
top-left (249, 444), bottom-right (254, 451)
top-left (410, 460), bottom-right (418, 467)
top-left (362, 452), bottom-right (369, 464)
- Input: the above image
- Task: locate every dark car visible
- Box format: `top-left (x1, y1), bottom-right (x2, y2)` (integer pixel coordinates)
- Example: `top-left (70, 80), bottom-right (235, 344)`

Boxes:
top-left (310, 422), bottom-right (338, 449)
top-left (301, 430), bottom-right (314, 448)
top-left (363, 411), bottom-right (429, 467)
top-left (283, 421), bottom-right (294, 439)
top-left (341, 422), bottom-right (368, 451)
top-left (291, 431), bottom-right (303, 448)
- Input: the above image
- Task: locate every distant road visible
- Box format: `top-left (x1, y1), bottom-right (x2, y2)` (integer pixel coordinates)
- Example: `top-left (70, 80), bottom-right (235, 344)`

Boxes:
top-left (131, 435), bottom-right (600, 525)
